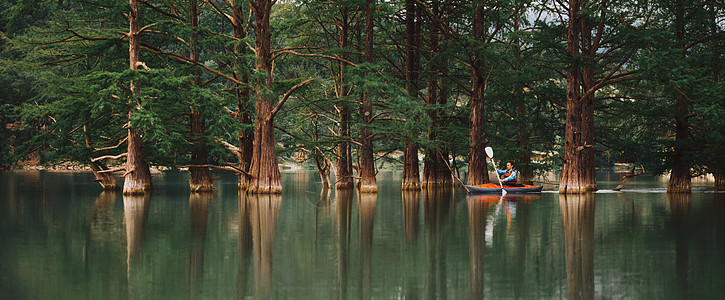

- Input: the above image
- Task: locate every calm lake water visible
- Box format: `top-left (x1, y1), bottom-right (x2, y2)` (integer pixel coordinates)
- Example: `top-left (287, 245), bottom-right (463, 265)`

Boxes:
top-left (1, 170), bottom-right (724, 299)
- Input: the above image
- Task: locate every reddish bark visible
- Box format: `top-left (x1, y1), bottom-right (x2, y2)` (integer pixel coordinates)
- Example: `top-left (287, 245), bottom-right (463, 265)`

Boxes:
top-left (359, 0), bottom-right (377, 193)
top-left (336, 104), bottom-right (353, 189)
top-left (423, 2), bottom-right (452, 188)
top-left (402, 0), bottom-right (421, 190)
top-left (123, 0), bottom-right (153, 195)
top-left (559, 0), bottom-right (596, 194)
top-left (232, 1), bottom-right (254, 190)
top-left (335, 11), bottom-right (353, 190)
top-left (248, 0), bottom-right (282, 194)
top-left (467, 2), bottom-right (490, 186)
top-left (580, 12), bottom-right (597, 191)
top-left (188, 0), bottom-right (213, 192)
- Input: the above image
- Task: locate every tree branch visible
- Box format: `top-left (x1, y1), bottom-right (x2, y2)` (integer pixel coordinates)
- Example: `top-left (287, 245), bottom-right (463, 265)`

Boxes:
top-left (272, 50), bottom-right (358, 67)
top-left (98, 167), bottom-right (126, 174)
top-left (92, 153), bottom-right (128, 162)
top-left (93, 136), bottom-right (128, 152)
top-left (270, 78), bottom-right (315, 119)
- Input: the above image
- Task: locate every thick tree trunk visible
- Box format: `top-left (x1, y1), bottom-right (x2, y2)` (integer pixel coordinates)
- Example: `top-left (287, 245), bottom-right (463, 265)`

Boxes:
top-left (359, 0), bottom-right (377, 193)
top-left (580, 12), bottom-right (597, 192)
top-left (559, 0), bottom-right (589, 194)
top-left (402, 141), bottom-right (421, 190)
top-left (188, 0), bottom-right (213, 192)
top-left (714, 166), bottom-right (725, 191)
top-left (467, 2), bottom-right (490, 186)
top-left (710, 2), bottom-right (723, 192)
top-left (423, 2), bottom-right (452, 188)
top-left (124, 128), bottom-right (154, 195)
top-left (248, 0), bottom-right (282, 194)
top-left (335, 15), bottom-right (353, 190)
top-left (124, 0), bottom-right (153, 195)
top-left (668, 0), bottom-right (691, 193)
top-left (233, 1), bottom-right (254, 190)
top-left (336, 105), bottom-right (353, 189)
top-left (559, 193), bottom-right (595, 300)
top-left (402, 0), bottom-right (421, 190)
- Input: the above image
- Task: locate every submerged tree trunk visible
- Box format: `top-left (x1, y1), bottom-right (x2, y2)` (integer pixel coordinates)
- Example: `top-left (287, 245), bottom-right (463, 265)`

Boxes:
top-left (714, 166), bottom-right (725, 191)
top-left (423, 2), bottom-right (452, 188)
top-left (559, 0), bottom-right (595, 194)
top-left (358, 0), bottom-right (377, 193)
top-left (668, 0), bottom-right (691, 193)
top-left (402, 0), bottom-right (421, 190)
top-left (248, 0), bottom-right (282, 194)
top-left (124, 0), bottom-right (153, 195)
top-left (580, 11), bottom-right (597, 192)
top-left (188, 0), bottom-right (213, 192)
top-left (467, 2), bottom-right (490, 186)
top-left (335, 12), bottom-right (353, 190)
top-left (233, 1), bottom-right (253, 190)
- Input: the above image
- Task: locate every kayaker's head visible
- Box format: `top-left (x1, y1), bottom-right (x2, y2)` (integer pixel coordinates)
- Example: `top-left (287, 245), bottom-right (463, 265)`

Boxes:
top-left (506, 161), bottom-right (514, 170)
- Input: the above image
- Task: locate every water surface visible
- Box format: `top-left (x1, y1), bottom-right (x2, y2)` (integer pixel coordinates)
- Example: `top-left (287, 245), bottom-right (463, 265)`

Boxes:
top-left (1, 170), bottom-right (723, 299)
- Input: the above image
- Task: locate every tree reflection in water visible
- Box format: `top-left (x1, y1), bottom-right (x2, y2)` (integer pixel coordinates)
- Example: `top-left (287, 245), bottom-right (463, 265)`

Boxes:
top-left (467, 194), bottom-right (497, 299)
top-left (560, 193), bottom-right (595, 300)
top-left (402, 190), bottom-right (421, 245)
top-left (248, 193), bottom-right (281, 299)
top-left (668, 192), bottom-right (691, 298)
top-left (335, 189), bottom-right (353, 300)
top-left (189, 193), bottom-right (212, 287)
top-left (424, 187), bottom-right (453, 299)
top-left (123, 193), bottom-right (151, 298)
top-left (358, 192), bottom-right (377, 300)
top-left (237, 191), bottom-right (253, 299)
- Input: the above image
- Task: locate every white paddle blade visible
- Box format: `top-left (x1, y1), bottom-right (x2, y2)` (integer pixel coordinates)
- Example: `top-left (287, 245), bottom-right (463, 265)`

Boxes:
top-left (485, 147), bottom-right (494, 158)
top-left (502, 188), bottom-right (507, 196)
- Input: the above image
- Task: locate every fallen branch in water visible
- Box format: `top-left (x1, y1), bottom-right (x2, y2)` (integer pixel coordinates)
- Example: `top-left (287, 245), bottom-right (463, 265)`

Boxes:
top-left (613, 164), bottom-right (646, 191)
top-left (181, 164), bottom-right (251, 178)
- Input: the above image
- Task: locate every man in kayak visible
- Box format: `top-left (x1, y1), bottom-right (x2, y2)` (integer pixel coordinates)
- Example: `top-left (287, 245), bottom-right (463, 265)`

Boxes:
top-left (496, 161), bottom-right (524, 187)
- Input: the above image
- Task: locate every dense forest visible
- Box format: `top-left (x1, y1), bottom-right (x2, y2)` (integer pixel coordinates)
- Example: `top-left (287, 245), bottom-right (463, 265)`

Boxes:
top-left (0, 0), bottom-right (722, 194)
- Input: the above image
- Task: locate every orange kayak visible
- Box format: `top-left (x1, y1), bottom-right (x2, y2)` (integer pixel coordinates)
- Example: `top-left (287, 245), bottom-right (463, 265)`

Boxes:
top-left (466, 183), bottom-right (543, 194)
